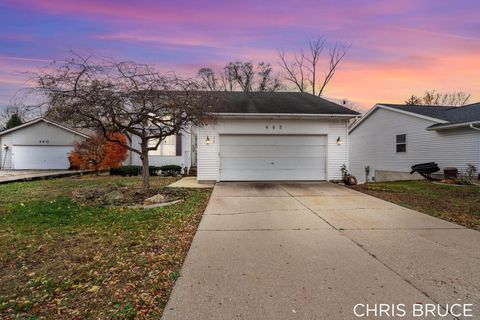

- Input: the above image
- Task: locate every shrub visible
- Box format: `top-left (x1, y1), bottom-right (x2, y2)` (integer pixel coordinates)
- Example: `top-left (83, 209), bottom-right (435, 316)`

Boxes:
top-left (159, 165), bottom-right (182, 176)
top-left (70, 132), bottom-right (128, 175)
top-left (110, 165), bottom-right (161, 177)
top-left (149, 166), bottom-right (162, 176)
top-left (466, 164), bottom-right (478, 181)
top-left (454, 164), bottom-right (479, 185)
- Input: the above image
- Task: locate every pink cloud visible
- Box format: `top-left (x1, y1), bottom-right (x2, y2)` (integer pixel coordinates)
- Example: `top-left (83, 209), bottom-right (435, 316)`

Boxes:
top-left (326, 51), bottom-right (480, 111)
top-left (2, 0), bottom-right (480, 110)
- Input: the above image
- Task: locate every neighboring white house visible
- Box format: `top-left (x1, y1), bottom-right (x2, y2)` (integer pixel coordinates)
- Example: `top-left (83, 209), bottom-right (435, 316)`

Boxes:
top-left (195, 92), bottom-right (359, 183)
top-left (349, 103), bottom-right (480, 183)
top-left (0, 118), bottom-right (88, 170)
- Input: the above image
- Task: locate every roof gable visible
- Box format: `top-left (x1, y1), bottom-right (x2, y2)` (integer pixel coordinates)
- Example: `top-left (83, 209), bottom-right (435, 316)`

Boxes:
top-left (350, 102), bottom-right (480, 133)
top-left (0, 118), bottom-right (90, 138)
top-left (349, 104), bottom-right (446, 133)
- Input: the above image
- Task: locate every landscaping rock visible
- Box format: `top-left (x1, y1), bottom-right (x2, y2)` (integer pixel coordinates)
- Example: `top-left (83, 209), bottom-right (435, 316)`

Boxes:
top-left (104, 190), bottom-right (124, 205)
top-left (144, 194), bottom-right (166, 205)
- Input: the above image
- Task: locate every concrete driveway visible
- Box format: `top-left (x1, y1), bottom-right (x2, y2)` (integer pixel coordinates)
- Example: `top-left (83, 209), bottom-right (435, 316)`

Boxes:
top-left (162, 182), bottom-right (480, 320)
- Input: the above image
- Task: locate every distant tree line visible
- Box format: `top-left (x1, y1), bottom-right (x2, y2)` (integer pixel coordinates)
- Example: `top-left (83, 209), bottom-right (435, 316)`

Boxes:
top-left (405, 90), bottom-right (470, 107)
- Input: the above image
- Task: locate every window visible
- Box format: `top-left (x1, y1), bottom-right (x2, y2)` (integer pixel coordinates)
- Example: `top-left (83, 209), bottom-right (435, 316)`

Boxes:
top-left (396, 134), bottom-right (406, 153)
top-left (148, 135), bottom-right (176, 156)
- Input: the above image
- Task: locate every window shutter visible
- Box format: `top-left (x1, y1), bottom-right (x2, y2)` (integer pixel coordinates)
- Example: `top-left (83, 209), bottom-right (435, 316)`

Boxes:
top-left (176, 134), bottom-right (182, 156)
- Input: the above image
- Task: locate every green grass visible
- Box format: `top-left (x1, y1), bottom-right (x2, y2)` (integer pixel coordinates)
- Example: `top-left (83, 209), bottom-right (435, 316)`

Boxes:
top-left (352, 180), bottom-right (480, 230)
top-left (0, 175), bottom-right (212, 319)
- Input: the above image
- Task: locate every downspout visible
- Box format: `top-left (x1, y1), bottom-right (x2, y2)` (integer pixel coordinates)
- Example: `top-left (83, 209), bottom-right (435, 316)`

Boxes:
top-left (470, 124), bottom-right (480, 131)
top-left (471, 124), bottom-right (480, 174)
top-left (1, 145), bottom-right (9, 170)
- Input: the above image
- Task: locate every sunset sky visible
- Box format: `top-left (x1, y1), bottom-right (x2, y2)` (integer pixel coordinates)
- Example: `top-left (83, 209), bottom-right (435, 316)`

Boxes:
top-left (1, 0), bottom-right (479, 112)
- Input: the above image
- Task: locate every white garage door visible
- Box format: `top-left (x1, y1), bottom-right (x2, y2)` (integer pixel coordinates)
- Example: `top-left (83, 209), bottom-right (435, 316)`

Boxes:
top-left (12, 146), bottom-right (72, 170)
top-left (219, 135), bottom-right (326, 181)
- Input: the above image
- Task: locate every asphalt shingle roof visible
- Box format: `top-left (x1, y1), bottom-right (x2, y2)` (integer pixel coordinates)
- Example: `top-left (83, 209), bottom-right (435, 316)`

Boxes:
top-left (212, 92), bottom-right (359, 115)
top-left (380, 103), bottom-right (480, 125)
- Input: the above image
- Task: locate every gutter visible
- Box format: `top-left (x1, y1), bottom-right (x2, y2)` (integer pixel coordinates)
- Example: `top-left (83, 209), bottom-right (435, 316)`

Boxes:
top-left (213, 113), bottom-right (358, 119)
top-left (427, 121), bottom-right (480, 131)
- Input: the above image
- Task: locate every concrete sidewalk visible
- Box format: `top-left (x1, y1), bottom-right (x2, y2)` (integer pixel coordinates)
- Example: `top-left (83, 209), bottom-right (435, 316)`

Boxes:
top-left (162, 182), bottom-right (479, 320)
top-left (0, 170), bottom-right (88, 184)
top-left (167, 177), bottom-right (215, 188)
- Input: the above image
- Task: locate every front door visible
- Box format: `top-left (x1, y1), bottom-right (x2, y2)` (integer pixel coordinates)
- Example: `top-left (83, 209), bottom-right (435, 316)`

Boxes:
top-left (191, 133), bottom-right (198, 166)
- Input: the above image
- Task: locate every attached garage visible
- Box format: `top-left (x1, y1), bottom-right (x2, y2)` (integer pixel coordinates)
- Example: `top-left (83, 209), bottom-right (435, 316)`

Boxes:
top-left (219, 135), bottom-right (326, 181)
top-left (0, 118), bottom-right (88, 170)
top-left (196, 92), bottom-right (359, 183)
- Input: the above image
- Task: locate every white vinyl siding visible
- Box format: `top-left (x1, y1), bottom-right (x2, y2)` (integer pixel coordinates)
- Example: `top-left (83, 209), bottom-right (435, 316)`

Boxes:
top-left (0, 121), bottom-right (85, 170)
top-left (197, 118), bottom-right (349, 181)
top-left (349, 108), bottom-right (480, 183)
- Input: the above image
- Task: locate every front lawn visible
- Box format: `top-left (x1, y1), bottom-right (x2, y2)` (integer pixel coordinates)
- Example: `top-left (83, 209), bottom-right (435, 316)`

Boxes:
top-left (350, 180), bottom-right (480, 230)
top-left (0, 175), bottom-right (212, 319)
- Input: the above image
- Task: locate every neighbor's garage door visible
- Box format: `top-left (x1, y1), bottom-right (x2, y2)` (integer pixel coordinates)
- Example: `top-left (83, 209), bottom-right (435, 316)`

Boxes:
top-left (219, 135), bottom-right (326, 181)
top-left (12, 146), bottom-right (72, 170)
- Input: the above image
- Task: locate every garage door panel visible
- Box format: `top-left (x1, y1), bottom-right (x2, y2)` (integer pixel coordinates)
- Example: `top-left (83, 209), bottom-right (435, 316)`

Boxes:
top-left (220, 145), bottom-right (326, 158)
top-left (220, 157), bottom-right (326, 170)
top-left (219, 135), bottom-right (326, 181)
top-left (13, 146), bottom-right (72, 170)
top-left (220, 169), bottom-right (324, 181)
top-left (221, 135), bottom-right (326, 146)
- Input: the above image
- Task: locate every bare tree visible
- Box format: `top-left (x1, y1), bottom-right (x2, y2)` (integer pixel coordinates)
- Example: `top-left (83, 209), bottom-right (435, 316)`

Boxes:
top-left (405, 90), bottom-right (471, 107)
top-left (278, 49), bottom-right (307, 92)
top-left (227, 62), bottom-right (255, 92)
top-left (198, 61), bottom-right (283, 92)
top-left (278, 37), bottom-right (350, 96)
top-left (405, 95), bottom-right (423, 106)
top-left (220, 65), bottom-right (237, 91)
top-left (35, 54), bottom-right (215, 192)
top-left (338, 98), bottom-right (360, 111)
top-left (305, 38), bottom-right (325, 95)
top-left (197, 68), bottom-right (219, 91)
top-left (256, 62), bottom-right (283, 92)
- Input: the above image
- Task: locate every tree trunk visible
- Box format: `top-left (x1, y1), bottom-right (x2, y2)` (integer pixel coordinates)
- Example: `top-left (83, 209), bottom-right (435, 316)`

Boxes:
top-left (140, 140), bottom-right (150, 193)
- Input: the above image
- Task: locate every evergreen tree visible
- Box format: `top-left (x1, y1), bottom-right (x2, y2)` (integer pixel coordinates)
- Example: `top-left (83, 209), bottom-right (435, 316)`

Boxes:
top-left (5, 113), bottom-right (23, 129)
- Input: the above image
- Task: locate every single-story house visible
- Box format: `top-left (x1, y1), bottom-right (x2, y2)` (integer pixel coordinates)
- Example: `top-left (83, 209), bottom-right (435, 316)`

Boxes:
top-left (1, 92), bottom-right (359, 180)
top-left (0, 118), bottom-right (88, 170)
top-left (158, 92), bottom-right (358, 183)
top-left (348, 103), bottom-right (480, 183)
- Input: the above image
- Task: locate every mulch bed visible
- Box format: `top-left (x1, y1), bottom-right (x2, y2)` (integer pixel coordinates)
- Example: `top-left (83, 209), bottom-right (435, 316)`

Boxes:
top-left (71, 183), bottom-right (186, 206)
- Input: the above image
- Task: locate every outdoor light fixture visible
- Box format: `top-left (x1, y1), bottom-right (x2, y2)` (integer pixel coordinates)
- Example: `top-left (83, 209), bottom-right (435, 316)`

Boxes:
top-left (205, 136), bottom-right (211, 145)
top-left (2, 144), bottom-right (8, 150)
top-left (336, 137), bottom-right (343, 145)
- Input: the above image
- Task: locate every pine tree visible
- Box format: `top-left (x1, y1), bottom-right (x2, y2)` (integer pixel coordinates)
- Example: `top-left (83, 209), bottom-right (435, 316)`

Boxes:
top-left (5, 113), bottom-right (23, 129)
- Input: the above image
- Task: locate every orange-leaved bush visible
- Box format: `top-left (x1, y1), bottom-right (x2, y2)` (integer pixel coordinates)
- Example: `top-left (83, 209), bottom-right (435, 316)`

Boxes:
top-left (69, 132), bottom-right (128, 174)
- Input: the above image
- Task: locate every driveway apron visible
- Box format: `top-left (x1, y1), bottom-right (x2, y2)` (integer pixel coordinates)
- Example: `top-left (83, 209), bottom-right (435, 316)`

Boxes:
top-left (162, 182), bottom-right (479, 320)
